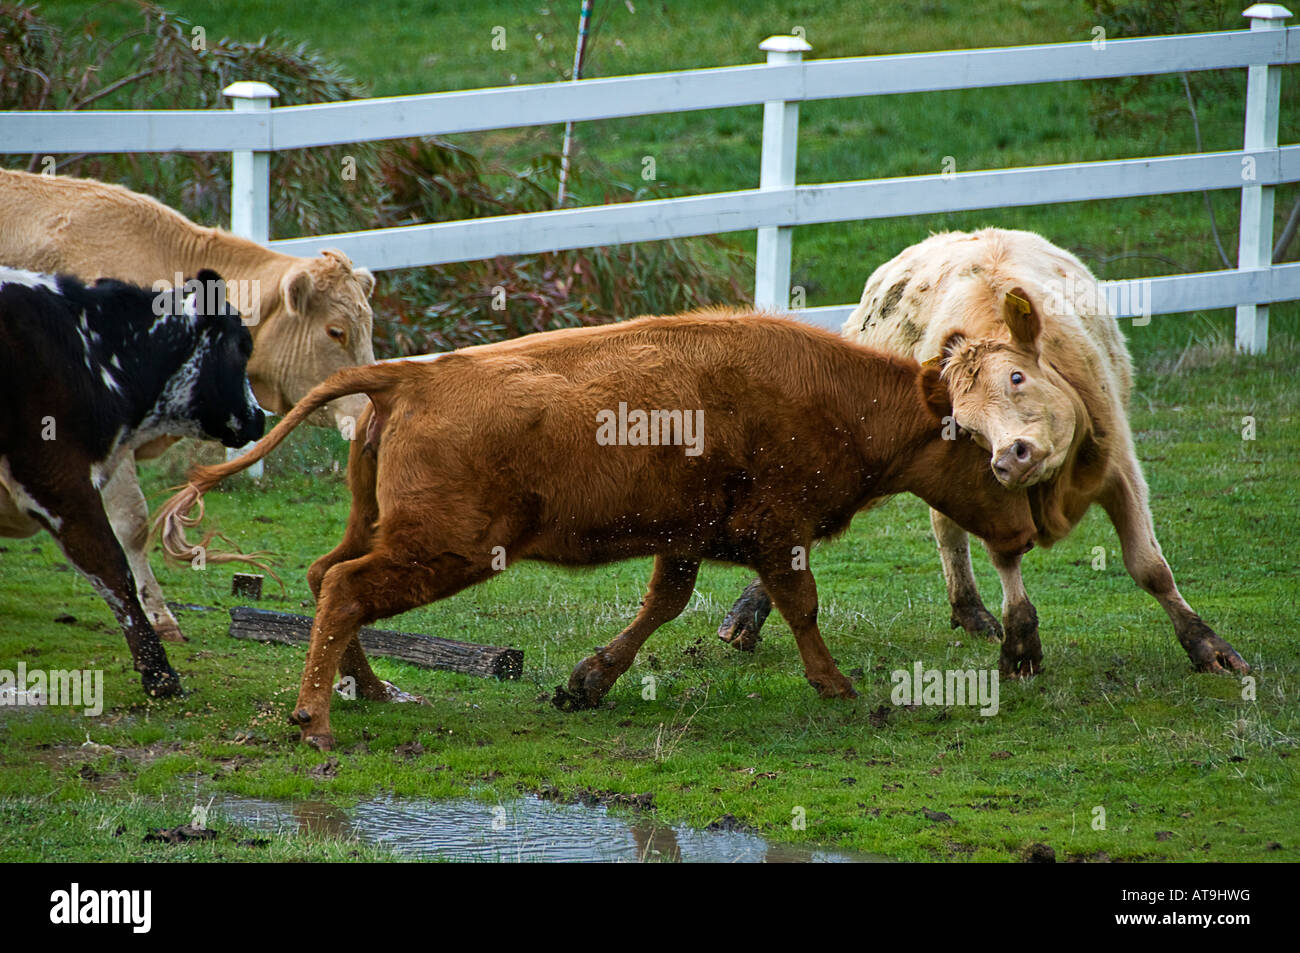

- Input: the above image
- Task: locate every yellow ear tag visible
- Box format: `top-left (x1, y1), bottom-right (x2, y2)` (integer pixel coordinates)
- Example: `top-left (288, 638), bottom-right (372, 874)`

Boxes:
top-left (1006, 292), bottom-right (1031, 316)
top-left (921, 355), bottom-right (943, 369)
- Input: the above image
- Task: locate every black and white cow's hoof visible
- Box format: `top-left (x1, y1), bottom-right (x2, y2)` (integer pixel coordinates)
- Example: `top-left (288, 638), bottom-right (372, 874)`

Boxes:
top-left (141, 668), bottom-right (182, 698)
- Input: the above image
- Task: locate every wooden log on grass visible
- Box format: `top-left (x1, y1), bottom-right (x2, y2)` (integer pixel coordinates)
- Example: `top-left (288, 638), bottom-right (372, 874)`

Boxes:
top-left (228, 607), bottom-right (522, 680)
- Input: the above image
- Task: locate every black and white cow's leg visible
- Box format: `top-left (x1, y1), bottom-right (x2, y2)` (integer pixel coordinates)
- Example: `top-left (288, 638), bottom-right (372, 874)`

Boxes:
top-left (932, 508), bottom-right (1002, 640)
top-left (101, 457), bottom-right (185, 643)
top-left (983, 544), bottom-right (1041, 678)
top-left (24, 467), bottom-right (181, 697)
top-left (1099, 464), bottom-right (1248, 674)
top-left (717, 578), bottom-right (773, 651)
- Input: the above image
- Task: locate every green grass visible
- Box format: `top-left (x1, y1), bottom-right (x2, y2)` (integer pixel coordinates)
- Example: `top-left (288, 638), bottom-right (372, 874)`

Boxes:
top-left (2, 336), bottom-right (1296, 862)
top-left (5, 0), bottom-right (1297, 861)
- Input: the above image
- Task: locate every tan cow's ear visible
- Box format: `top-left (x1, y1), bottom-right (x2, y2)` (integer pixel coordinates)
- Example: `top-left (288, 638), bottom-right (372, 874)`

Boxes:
top-left (917, 364), bottom-right (953, 421)
top-left (1004, 287), bottom-right (1042, 352)
top-left (281, 266), bottom-right (314, 317)
top-left (354, 267), bottom-right (375, 297)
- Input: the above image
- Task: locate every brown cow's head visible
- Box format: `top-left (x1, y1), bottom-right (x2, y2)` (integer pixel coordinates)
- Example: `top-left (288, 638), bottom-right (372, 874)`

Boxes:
top-left (244, 249), bottom-right (375, 432)
top-left (937, 287), bottom-right (1084, 489)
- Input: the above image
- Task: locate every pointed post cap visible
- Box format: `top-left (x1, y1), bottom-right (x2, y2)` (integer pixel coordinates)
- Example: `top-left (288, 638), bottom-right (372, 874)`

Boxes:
top-left (760, 35), bottom-right (812, 54)
top-left (1242, 4), bottom-right (1292, 19)
top-left (222, 81), bottom-right (280, 99)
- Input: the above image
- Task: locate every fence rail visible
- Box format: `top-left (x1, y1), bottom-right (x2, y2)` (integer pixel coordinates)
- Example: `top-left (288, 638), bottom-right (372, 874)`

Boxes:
top-left (1, 5), bottom-right (1295, 350)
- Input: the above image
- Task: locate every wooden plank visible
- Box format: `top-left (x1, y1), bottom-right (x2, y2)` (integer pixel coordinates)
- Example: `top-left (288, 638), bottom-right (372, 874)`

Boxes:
top-left (7, 29), bottom-right (1292, 153)
top-left (266, 29), bottom-right (1294, 148)
top-left (228, 607), bottom-right (522, 680)
top-left (788, 264), bottom-right (1300, 330)
top-left (0, 109), bottom-right (269, 154)
top-left (270, 147), bottom-right (1300, 269)
top-left (802, 29), bottom-right (1294, 103)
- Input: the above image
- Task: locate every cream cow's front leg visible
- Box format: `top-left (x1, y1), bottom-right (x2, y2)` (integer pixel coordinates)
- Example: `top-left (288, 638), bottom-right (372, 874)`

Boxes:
top-left (930, 508), bottom-right (1003, 641)
top-left (101, 456), bottom-right (186, 643)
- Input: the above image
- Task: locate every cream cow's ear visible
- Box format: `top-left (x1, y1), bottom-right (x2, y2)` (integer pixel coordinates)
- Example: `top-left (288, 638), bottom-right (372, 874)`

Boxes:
top-left (354, 267), bottom-right (375, 297)
top-left (1004, 287), bottom-right (1042, 353)
top-left (281, 266), bottom-right (315, 317)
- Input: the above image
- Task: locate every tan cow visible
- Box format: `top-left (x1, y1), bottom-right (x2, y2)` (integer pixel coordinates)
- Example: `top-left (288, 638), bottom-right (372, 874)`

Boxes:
top-left (154, 310), bottom-right (1036, 748)
top-left (0, 168), bottom-right (376, 641)
top-left (719, 228), bottom-right (1247, 678)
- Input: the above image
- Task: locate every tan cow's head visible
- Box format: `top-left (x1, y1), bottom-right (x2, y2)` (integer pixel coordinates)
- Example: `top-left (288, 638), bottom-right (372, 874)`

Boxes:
top-left (244, 249), bottom-right (375, 433)
top-left (937, 287), bottom-right (1087, 489)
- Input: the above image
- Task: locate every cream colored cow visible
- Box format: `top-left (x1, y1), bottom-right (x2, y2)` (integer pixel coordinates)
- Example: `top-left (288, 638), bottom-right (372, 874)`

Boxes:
top-left (720, 228), bottom-right (1247, 678)
top-left (0, 168), bottom-right (376, 641)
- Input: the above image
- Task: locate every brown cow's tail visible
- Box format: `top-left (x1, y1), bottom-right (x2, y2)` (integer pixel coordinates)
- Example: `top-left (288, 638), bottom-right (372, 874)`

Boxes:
top-left (152, 363), bottom-right (406, 570)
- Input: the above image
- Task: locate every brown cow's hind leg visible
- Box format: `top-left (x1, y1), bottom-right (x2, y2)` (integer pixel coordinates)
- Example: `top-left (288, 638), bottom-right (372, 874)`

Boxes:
top-left (291, 549), bottom-right (490, 749)
top-left (307, 438), bottom-right (390, 702)
top-left (758, 563), bottom-right (856, 699)
top-left (556, 556), bottom-right (700, 711)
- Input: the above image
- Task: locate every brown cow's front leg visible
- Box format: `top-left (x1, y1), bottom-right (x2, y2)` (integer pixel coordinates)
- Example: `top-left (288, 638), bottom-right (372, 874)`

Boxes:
top-left (986, 546), bottom-right (1040, 678)
top-left (757, 562), bottom-right (856, 699)
top-left (1099, 466), bottom-right (1247, 674)
top-left (717, 578), bottom-right (772, 651)
top-left (556, 556), bottom-right (700, 711)
top-left (932, 508), bottom-right (1003, 641)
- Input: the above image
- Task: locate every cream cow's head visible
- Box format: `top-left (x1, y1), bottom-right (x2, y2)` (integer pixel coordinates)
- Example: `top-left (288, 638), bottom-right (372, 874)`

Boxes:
top-left (937, 287), bottom-right (1086, 489)
top-left (243, 249), bottom-right (376, 434)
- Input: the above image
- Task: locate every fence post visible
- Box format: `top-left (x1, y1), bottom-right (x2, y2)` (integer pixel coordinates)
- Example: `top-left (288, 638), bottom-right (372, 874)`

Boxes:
top-left (223, 81), bottom-right (278, 476)
top-left (1235, 4), bottom-right (1290, 354)
top-left (754, 35), bottom-right (811, 311)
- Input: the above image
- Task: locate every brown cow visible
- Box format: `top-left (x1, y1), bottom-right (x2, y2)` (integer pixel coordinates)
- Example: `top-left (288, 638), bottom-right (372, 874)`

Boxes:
top-left (155, 310), bottom-right (1035, 749)
top-left (0, 168), bottom-right (376, 643)
top-left (717, 229), bottom-right (1247, 678)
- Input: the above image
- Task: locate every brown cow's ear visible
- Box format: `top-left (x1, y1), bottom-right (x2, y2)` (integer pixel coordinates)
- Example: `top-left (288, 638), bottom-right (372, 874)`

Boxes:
top-left (1004, 287), bottom-right (1042, 353)
top-left (354, 267), bottom-right (375, 297)
top-left (281, 266), bottom-right (314, 317)
top-left (917, 364), bottom-right (953, 421)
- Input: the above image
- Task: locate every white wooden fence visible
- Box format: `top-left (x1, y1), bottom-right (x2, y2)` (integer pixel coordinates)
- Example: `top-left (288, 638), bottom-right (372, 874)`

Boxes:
top-left (3, 4), bottom-right (1297, 353)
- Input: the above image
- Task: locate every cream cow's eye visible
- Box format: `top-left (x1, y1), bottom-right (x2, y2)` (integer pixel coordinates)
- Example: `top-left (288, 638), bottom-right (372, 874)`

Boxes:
top-left (327, 326), bottom-right (346, 343)
top-left (1010, 371), bottom-right (1025, 386)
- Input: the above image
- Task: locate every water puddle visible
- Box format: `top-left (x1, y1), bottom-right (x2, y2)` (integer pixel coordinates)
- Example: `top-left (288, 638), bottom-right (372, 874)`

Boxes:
top-left (214, 793), bottom-right (889, 863)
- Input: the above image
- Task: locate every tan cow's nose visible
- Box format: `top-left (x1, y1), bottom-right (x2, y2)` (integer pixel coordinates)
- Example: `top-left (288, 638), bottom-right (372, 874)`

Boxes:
top-left (992, 438), bottom-right (1045, 486)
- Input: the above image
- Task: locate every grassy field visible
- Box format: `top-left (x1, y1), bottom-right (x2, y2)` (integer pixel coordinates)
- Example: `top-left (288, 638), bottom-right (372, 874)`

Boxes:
top-left (3, 1), bottom-right (1297, 861)
top-left (1, 336), bottom-right (1296, 862)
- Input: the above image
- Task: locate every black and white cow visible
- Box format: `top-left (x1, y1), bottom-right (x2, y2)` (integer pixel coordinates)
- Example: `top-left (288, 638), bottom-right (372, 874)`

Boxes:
top-left (0, 266), bottom-right (264, 697)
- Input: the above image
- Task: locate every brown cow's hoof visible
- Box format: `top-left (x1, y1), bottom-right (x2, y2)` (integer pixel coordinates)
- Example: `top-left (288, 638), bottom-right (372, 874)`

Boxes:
top-left (1181, 619), bottom-right (1249, 674)
top-left (999, 601), bottom-right (1041, 679)
top-left (303, 732), bottom-right (335, 751)
top-left (810, 672), bottom-right (858, 699)
top-left (142, 668), bottom-right (182, 698)
top-left (551, 685), bottom-right (592, 712)
top-left (554, 654), bottom-right (616, 711)
top-left (949, 603), bottom-right (1003, 642)
top-left (717, 580), bottom-right (771, 652)
top-left (999, 655), bottom-right (1041, 679)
